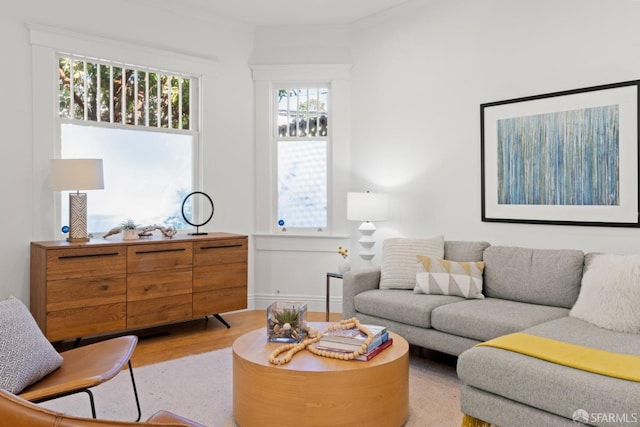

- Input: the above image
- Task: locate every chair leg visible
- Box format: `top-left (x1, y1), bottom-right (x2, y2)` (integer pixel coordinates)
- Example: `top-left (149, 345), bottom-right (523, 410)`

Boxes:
top-left (83, 389), bottom-right (96, 418)
top-left (128, 360), bottom-right (142, 422)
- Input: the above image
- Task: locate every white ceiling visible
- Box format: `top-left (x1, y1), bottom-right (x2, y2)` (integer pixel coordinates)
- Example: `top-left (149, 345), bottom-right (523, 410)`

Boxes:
top-left (161, 0), bottom-right (413, 26)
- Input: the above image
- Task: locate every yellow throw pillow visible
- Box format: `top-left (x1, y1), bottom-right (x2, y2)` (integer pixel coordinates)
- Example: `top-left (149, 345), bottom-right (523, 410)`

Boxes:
top-left (414, 256), bottom-right (485, 299)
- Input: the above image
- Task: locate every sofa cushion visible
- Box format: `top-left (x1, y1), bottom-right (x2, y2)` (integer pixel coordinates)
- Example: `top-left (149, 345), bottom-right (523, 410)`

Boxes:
top-left (354, 289), bottom-right (463, 328)
top-left (570, 253), bottom-right (640, 333)
top-left (414, 256), bottom-right (485, 299)
top-left (0, 297), bottom-right (63, 394)
top-left (443, 241), bottom-right (490, 262)
top-left (379, 236), bottom-right (444, 289)
top-left (483, 246), bottom-right (584, 308)
top-left (457, 317), bottom-right (640, 422)
top-left (431, 298), bottom-right (569, 342)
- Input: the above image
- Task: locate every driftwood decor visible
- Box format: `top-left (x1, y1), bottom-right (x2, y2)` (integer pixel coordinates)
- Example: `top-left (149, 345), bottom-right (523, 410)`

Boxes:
top-left (103, 224), bottom-right (177, 239)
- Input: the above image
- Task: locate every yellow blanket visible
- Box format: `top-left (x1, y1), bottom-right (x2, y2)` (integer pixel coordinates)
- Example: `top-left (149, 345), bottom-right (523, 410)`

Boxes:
top-left (477, 332), bottom-right (640, 382)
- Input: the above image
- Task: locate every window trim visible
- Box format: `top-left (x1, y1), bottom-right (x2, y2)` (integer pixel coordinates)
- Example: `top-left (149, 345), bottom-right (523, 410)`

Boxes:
top-left (273, 84), bottom-right (330, 233)
top-left (252, 64), bottom-right (351, 237)
top-left (29, 23), bottom-right (218, 241)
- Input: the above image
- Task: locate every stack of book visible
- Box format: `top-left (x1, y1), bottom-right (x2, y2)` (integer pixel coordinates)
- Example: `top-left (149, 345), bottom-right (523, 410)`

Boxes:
top-left (313, 324), bottom-right (393, 361)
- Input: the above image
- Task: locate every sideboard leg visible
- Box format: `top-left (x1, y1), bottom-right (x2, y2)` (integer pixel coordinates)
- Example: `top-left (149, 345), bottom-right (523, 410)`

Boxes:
top-left (213, 314), bottom-right (231, 328)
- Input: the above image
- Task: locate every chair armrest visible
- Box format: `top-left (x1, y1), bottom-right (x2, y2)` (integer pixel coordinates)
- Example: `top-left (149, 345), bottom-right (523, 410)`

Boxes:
top-left (147, 410), bottom-right (207, 427)
top-left (342, 267), bottom-right (381, 318)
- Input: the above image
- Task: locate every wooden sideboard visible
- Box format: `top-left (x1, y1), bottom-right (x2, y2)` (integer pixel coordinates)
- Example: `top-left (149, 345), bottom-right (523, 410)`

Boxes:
top-left (30, 232), bottom-right (248, 342)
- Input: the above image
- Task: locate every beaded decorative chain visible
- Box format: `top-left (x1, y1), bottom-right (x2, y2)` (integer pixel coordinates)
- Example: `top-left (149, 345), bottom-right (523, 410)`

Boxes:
top-left (268, 317), bottom-right (374, 365)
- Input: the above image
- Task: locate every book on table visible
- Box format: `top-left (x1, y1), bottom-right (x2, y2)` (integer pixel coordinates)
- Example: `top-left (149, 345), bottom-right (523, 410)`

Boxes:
top-left (355, 338), bottom-right (393, 361)
top-left (320, 324), bottom-right (387, 346)
top-left (316, 331), bottom-right (390, 353)
top-left (313, 337), bottom-right (394, 361)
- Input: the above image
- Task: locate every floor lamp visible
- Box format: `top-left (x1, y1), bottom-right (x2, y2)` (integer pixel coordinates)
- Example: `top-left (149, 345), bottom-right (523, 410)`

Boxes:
top-left (50, 159), bottom-right (104, 242)
top-left (347, 191), bottom-right (389, 266)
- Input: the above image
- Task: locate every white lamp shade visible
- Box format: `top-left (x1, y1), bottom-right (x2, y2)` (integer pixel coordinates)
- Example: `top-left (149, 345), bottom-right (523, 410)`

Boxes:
top-left (347, 192), bottom-right (389, 222)
top-left (50, 159), bottom-right (104, 191)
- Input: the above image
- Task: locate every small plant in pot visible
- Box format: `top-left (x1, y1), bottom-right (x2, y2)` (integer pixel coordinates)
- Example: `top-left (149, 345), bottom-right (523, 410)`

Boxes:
top-left (120, 219), bottom-right (139, 240)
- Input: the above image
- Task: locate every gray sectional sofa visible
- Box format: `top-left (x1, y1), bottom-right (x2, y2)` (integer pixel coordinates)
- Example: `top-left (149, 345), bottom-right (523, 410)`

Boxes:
top-left (342, 240), bottom-right (640, 426)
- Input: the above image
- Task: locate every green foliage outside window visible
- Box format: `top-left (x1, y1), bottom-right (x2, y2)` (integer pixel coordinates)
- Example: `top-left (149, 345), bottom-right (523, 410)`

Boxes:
top-left (58, 57), bottom-right (190, 129)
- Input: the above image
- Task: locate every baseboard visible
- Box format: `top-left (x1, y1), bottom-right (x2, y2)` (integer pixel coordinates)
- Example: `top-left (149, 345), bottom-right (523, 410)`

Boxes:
top-left (250, 293), bottom-right (343, 314)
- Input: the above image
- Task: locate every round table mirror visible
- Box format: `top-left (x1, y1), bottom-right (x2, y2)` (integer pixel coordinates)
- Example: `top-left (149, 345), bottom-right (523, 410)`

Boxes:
top-left (181, 191), bottom-right (214, 235)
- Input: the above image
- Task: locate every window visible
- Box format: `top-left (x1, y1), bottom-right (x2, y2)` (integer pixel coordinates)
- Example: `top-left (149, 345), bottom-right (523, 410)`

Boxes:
top-left (274, 86), bottom-right (329, 232)
top-left (57, 55), bottom-right (197, 233)
top-left (30, 24), bottom-right (218, 241)
top-left (252, 64), bottom-right (349, 237)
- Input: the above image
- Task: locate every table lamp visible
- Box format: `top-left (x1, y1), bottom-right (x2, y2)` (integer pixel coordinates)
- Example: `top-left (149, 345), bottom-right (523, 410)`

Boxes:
top-left (50, 159), bottom-right (104, 242)
top-left (347, 191), bottom-right (389, 265)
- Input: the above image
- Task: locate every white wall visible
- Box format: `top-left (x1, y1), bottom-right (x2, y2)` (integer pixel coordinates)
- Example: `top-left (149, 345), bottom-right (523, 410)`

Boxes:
top-left (349, 0), bottom-right (640, 255)
top-left (0, 0), bottom-right (255, 302)
top-left (4, 0), bottom-right (640, 313)
top-left (249, 28), bottom-right (355, 313)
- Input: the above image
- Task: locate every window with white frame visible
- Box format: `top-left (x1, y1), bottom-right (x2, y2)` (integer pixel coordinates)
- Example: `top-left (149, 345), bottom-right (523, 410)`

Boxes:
top-left (273, 86), bottom-right (329, 232)
top-left (57, 55), bottom-right (197, 233)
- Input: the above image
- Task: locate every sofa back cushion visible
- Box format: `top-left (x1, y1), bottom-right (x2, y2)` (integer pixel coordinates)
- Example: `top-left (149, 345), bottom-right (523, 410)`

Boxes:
top-left (444, 241), bottom-right (490, 262)
top-left (483, 246), bottom-right (584, 308)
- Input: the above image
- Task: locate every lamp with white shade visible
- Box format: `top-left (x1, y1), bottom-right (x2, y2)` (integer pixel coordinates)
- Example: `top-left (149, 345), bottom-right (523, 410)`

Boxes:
top-left (347, 191), bottom-right (389, 266)
top-left (50, 159), bottom-right (104, 242)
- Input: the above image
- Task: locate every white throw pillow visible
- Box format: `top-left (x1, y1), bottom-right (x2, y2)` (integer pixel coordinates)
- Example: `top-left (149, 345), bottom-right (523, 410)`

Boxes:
top-left (569, 253), bottom-right (640, 333)
top-left (379, 236), bottom-right (445, 289)
top-left (0, 296), bottom-right (63, 393)
top-left (414, 255), bottom-right (485, 299)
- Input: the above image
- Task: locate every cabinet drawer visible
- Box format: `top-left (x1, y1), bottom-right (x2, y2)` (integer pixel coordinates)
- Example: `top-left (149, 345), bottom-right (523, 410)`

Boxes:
top-left (47, 276), bottom-right (126, 311)
top-left (46, 302), bottom-right (126, 342)
top-left (193, 238), bottom-right (247, 267)
top-left (46, 247), bottom-right (126, 281)
top-left (127, 294), bottom-right (192, 329)
top-left (127, 270), bottom-right (192, 302)
top-left (193, 287), bottom-right (247, 316)
top-left (127, 242), bottom-right (192, 273)
top-left (193, 263), bottom-right (247, 293)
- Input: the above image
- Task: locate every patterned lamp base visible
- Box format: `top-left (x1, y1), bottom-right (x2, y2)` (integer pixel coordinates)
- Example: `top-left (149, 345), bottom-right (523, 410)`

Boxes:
top-left (67, 192), bottom-right (89, 242)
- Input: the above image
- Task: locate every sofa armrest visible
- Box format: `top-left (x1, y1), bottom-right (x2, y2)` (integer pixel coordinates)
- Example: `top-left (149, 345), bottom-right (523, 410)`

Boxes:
top-left (342, 267), bottom-right (381, 318)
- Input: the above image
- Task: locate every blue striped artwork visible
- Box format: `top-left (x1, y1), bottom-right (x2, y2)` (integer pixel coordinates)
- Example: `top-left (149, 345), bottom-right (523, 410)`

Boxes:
top-left (497, 105), bottom-right (619, 206)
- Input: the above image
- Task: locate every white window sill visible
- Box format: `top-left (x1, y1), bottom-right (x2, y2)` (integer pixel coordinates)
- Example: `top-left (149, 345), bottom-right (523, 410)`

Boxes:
top-left (253, 233), bottom-right (349, 252)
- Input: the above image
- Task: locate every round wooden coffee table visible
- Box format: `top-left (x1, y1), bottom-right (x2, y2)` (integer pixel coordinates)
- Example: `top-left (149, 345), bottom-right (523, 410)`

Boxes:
top-left (232, 322), bottom-right (409, 427)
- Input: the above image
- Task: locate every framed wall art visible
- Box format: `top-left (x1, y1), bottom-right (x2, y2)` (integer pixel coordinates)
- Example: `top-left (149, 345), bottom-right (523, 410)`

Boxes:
top-left (481, 80), bottom-right (640, 227)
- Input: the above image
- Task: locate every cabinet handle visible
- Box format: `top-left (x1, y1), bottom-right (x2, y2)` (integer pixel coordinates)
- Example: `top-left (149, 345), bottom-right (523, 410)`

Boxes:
top-left (58, 252), bottom-right (120, 260)
top-left (200, 244), bottom-right (244, 250)
top-left (135, 248), bottom-right (186, 255)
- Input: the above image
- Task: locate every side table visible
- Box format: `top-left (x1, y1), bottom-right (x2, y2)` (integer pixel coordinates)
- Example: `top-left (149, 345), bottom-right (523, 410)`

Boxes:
top-left (325, 272), bottom-right (343, 321)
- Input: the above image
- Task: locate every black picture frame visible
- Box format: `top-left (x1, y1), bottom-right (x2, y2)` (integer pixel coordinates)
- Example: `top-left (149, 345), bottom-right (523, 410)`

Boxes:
top-left (481, 80), bottom-right (640, 227)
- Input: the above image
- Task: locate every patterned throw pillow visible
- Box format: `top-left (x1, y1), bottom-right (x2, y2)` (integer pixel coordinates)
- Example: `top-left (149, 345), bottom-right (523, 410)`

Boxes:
top-left (414, 255), bottom-right (485, 299)
top-left (379, 236), bottom-right (445, 289)
top-left (0, 296), bottom-right (63, 393)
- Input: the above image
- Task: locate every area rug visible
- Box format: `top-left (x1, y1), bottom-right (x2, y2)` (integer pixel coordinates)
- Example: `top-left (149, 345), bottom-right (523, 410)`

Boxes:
top-left (42, 348), bottom-right (463, 426)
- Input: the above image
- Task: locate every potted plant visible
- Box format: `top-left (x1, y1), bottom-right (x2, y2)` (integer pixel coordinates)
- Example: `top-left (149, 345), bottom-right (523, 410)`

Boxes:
top-left (267, 302), bottom-right (307, 343)
top-left (120, 219), bottom-right (139, 240)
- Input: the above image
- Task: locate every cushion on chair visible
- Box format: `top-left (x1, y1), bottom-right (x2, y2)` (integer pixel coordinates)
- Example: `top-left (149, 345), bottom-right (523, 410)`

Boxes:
top-left (0, 297), bottom-right (63, 393)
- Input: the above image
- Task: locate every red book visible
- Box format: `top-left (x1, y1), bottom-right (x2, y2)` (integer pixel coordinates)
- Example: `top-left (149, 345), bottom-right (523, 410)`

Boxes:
top-left (353, 338), bottom-right (393, 361)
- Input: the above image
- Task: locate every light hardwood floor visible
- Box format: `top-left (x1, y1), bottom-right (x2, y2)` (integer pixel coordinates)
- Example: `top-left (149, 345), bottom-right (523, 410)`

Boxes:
top-left (57, 310), bottom-right (453, 369)
top-left (124, 310), bottom-right (342, 367)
